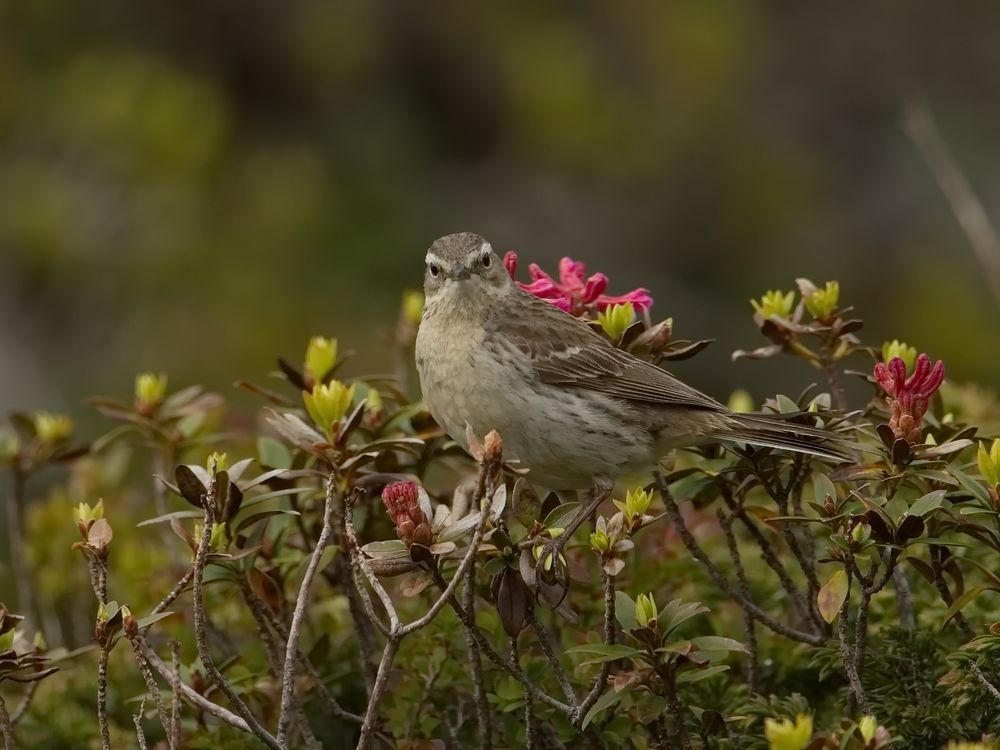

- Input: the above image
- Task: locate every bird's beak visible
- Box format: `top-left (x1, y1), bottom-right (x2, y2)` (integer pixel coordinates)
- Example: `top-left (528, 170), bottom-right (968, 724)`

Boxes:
top-left (452, 263), bottom-right (471, 280)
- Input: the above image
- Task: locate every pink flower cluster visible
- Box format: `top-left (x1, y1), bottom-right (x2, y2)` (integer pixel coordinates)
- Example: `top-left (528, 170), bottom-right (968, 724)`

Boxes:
top-left (503, 251), bottom-right (653, 315)
top-left (874, 353), bottom-right (945, 443)
top-left (381, 480), bottom-right (432, 547)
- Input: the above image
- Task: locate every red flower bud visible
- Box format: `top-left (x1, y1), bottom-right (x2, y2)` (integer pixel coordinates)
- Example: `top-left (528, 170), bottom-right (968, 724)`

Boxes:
top-left (874, 353), bottom-right (944, 444)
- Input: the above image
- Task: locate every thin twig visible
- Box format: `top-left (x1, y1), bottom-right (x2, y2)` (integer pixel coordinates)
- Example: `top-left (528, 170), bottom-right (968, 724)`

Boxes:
top-left (191, 475), bottom-right (281, 750)
top-left (657, 475), bottom-right (825, 645)
top-left (236, 581), bottom-right (323, 748)
top-left (836, 568), bottom-right (870, 714)
top-left (276, 473), bottom-right (336, 745)
top-left (853, 552), bottom-right (896, 685)
top-left (143, 642), bottom-right (256, 734)
top-left (238, 577), bottom-right (361, 725)
top-left (97, 647), bottom-right (111, 750)
top-left (345, 493), bottom-right (401, 634)
top-left (349, 464), bottom-right (494, 748)
top-left (404, 659), bottom-right (442, 741)
top-left (893, 567), bottom-right (915, 630)
top-left (358, 638), bottom-right (399, 749)
top-left (169, 640), bottom-right (181, 749)
top-left (441, 592), bottom-right (572, 714)
top-left (748, 464), bottom-right (825, 631)
top-left (127, 632), bottom-right (172, 741)
top-left (151, 567), bottom-right (194, 616)
top-left (660, 666), bottom-right (692, 750)
top-left (461, 561), bottom-right (492, 750)
top-left (10, 681), bottom-right (38, 726)
top-left (510, 637), bottom-right (537, 750)
top-left (0, 696), bottom-right (13, 750)
top-left (718, 509), bottom-right (759, 692)
top-left (721, 486), bottom-right (812, 626)
top-left (133, 698), bottom-right (149, 750)
top-left (578, 571), bottom-right (616, 722)
top-left (932, 566), bottom-right (976, 640)
top-left (903, 97), bottom-right (1000, 304)
top-left (969, 662), bottom-right (1000, 703)
top-left (526, 610), bottom-right (577, 706)
top-left (399, 478), bottom-right (491, 637)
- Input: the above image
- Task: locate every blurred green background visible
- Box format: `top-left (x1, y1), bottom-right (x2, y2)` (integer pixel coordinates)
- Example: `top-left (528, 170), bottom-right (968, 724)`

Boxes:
top-left (2, 0), bottom-right (999, 419)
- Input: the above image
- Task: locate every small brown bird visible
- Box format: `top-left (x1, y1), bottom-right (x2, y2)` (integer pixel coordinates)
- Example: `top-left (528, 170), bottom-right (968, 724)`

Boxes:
top-left (415, 231), bottom-right (845, 496)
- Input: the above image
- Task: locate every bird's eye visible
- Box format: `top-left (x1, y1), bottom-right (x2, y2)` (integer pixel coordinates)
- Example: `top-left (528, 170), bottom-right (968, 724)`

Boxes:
top-left (428, 263), bottom-right (440, 278)
top-left (481, 252), bottom-right (492, 269)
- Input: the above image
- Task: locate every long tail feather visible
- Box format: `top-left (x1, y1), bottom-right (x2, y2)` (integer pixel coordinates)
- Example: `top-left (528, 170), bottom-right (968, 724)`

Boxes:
top-left (711, 413), bottom-right (855, 462)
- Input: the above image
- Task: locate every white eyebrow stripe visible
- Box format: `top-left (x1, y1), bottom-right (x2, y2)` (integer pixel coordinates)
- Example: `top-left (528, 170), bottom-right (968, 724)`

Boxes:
top-left (425, 251), bottom-right (446, 266)
top-left (466, 241), bottom-right (493, 260)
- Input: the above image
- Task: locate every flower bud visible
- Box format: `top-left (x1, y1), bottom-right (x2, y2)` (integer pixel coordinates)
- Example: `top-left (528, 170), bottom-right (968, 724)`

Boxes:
top-left (33, 412), bottom-right (72, 444)
top-left (635, 592), bottom-right (658, 629)
top-left (881, 340), bottom-right (917, 371)
top-left (589, 522), bottom-right (612, 554)
top-left (483, 430), bottom-right (503, 465)
top-left (614, 488), bottom-right (653, 532)
top-left (121, 605), bottom-right (138, 638)
top-left (303, 381), bottom-right (355, 435)
top-left (304, 337), bottom-right (337, 384)
top-left (366, 388), bottom-right (383, 415)
top-left (802, 280), bottom-right (839, 320)
top-left (382, 481), bottom-right (433, 547)
top-left (764, 714), bottom-right (813, 750)
top-left (73, 499), bottom-right (104, 538)
top-left (858, 715), bottom-right (877, 743)
top-left (402, 291), bottom-right (424, 327)
top-left (134, 372), bottom-right (168, 413)
top-left (751, 290), bottom-right (795, 320)
top-left (206, 452), bottom-right (228, 474)
top-left (727, 389), bottom-right (754, 414)
top-left (193, 522), bottom-right (226, 552)
top-left (0, 430), bottom-right (20, 464)
top-left (978, 438), bottom-right (1000, 488)
top-left (596, 302), bottom-right (636, 342)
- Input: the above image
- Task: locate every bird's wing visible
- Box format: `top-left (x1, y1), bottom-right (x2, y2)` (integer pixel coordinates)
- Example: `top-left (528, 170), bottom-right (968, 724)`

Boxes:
top-left (489, 290), bottom-right (726, 412)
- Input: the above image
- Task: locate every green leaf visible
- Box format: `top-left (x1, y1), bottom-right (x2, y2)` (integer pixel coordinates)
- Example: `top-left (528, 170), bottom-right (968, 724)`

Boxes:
top-left (543, 502), bottom-right (580, 530)
top-left (582, 688), bottom-right (622, 729)
top-left (136, 611), bottom-right (175, 631)
top-left (565, 644), bottom-right (644, 666)
top-left (952, 466), bottom-right (993, 505)
top-left (817, 569), bottom-right (849, 623)
top-left (776, 394), bottom-right (799, 414)
top-left (813, 473), bottom-right (836, 506)
top-left (676, 664), bottom-right (730, 684)
top-left (689, 636), bottom-right (749, 654)
top-left (615, 591), bottom-right (637, 631)
top-left (908, 490), bottom-right (946, 518)
top-left (658, 599), bottom-right (709, 636)
top-left (257, 437), bottom-right (292, 469)
top-left (942, 585), bottom-right (989, 627)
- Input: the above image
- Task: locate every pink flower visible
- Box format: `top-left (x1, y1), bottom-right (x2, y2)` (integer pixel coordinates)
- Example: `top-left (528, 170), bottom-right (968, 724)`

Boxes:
top-left (381, 481), bottom-right (432, 546)
top-left (503, 251), bottom-right (653, 316)
top-left (873, 353), bottom-right (944, 443)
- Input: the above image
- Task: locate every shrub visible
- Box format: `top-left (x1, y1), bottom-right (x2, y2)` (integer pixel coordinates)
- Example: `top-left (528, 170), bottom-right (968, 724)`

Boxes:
top-left (1, 262), bottom-right (999, 750)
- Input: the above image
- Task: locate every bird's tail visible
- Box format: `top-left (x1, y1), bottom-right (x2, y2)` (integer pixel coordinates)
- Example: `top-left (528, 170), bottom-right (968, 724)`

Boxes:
top-left (710, 412), bottom-right (855, 463)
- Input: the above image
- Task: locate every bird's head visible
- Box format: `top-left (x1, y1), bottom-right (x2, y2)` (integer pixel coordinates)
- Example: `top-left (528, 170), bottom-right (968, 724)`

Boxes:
top-left (423, 232), bottom-right (511, 306)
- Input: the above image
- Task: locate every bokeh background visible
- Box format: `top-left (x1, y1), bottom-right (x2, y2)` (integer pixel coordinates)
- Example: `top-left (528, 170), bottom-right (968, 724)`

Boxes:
top-left (3, 0), bottom-right (1000, 421)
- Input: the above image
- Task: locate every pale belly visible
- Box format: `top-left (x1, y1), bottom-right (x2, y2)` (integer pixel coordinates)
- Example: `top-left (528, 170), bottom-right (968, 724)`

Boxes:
top-left (416, 322), bottom-right (654, 489)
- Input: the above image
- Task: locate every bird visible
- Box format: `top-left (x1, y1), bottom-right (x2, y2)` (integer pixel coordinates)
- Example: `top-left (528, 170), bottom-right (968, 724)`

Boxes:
top-left (414, 232), bottom-right (848, 572)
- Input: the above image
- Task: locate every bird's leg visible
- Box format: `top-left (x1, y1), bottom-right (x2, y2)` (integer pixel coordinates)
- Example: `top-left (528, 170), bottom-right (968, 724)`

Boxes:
top-left (534, 476), bottom-right (614, 589)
